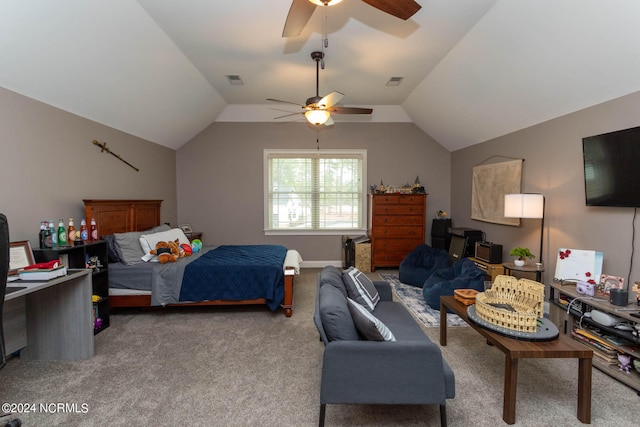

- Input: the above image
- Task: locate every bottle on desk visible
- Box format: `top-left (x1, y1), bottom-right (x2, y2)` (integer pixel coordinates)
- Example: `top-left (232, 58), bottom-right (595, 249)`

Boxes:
top-left (57, 219), bottom-right (67, 247)
top-left (49, 219), bottom-right (58, 248)
top-left (43, 221), bottom-right (52, 248)
top-left (67, 218), bottom-right (76, 243)
top-left (80, 218), bottom-right (88, 242)
top-left (90, 218), bottom-right (98, 241)
top-left (38, 221), bottom-right (46, 249)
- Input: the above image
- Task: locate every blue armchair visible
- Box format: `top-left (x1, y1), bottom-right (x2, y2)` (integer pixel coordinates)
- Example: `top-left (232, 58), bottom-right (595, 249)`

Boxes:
top-left (399, 244), bottom-right (450, 287)
top-left (423, 258), bottom-right (485, 309)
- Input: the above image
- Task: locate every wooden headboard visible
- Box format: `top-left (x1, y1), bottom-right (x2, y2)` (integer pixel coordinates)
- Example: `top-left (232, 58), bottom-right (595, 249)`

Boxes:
top-left (83, 199), bottom-right (162, 238)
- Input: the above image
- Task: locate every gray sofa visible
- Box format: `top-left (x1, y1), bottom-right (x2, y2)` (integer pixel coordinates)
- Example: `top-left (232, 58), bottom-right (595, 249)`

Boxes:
top-left (313, 266), bottom-right (455, 427)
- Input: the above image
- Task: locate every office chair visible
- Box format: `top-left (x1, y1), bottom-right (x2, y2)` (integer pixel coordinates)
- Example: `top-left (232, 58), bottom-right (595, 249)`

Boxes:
top-left (0, 213), bottom-right (22, 427)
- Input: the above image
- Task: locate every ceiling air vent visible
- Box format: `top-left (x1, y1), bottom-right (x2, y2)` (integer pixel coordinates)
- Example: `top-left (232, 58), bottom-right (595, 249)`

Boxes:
top-left (226, 75), bottom-right (244, 85)
top-left (386, 77), bottom-right (403, 86)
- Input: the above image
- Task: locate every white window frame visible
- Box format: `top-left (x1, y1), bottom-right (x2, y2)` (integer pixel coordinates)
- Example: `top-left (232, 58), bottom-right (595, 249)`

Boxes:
top-left (264, 149), bottom-right (368, 236)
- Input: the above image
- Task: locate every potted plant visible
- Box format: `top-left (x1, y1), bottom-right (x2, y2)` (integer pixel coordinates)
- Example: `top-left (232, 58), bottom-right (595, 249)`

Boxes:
top-left (510, 247), bottom-right (535, 266)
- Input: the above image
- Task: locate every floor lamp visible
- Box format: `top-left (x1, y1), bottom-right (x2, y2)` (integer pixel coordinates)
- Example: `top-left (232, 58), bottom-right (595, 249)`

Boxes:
top-left (504, 193), bottom-right (545, 264)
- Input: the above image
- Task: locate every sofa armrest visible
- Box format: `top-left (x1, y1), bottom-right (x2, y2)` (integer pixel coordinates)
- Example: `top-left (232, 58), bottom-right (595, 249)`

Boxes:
top-left (373, 281), bottom-right (393, 301)
top-left (321, 340), bottom-right (449, 405)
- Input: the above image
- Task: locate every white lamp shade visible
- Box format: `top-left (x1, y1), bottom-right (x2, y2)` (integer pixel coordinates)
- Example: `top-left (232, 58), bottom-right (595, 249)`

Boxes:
top-left (504, 194), bottom-right (544, 219)
top-left (305, 109), bottom-right (331, 125)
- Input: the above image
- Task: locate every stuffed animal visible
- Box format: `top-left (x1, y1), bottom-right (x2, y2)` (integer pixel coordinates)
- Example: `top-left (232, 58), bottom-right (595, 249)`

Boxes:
top-left (180, 243), bottom-right (193, 257)
top-left (618, 353), bottom-right (632, 374)
top-left (150, 240), bottom-right (179, 263)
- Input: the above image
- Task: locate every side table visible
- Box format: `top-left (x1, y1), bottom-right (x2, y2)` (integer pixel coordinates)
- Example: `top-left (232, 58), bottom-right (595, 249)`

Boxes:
top-left (185, 231), bottom-right (202, 242)
top-left (502, 262), bottom-right (544, 282)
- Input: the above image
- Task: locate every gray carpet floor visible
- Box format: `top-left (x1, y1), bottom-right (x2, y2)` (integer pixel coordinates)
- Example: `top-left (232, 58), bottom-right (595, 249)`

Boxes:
top-left (0, 268), bottom-right (637, 426)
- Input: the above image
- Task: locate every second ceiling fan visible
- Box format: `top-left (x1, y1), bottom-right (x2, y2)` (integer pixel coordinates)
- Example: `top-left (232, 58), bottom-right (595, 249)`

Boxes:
top-left (283, 0), bottom-right (422, 37)
top-left (267, 51), bottom-right (373, 126)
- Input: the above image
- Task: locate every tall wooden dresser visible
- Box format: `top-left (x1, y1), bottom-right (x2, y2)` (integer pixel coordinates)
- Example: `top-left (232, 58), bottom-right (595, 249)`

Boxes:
top-left (369, 194), bottom-right (427, 271)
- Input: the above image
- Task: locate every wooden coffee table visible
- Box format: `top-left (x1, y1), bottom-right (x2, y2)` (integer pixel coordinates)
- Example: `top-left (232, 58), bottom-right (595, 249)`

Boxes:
top-left (440, 295), bottom-right (592, 425)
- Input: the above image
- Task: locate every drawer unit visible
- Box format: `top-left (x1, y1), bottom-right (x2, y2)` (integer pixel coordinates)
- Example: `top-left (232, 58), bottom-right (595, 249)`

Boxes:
top-left (370, 194), bottom-right (427, 270)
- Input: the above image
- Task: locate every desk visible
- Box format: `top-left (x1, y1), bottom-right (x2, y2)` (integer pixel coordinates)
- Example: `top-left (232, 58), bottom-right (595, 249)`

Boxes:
top-left (440, 295), bottom-right (592, 425)
top-left (502, 262), bottom-right (544, 282)
top-left (4, 270), bottom-right (93, 360)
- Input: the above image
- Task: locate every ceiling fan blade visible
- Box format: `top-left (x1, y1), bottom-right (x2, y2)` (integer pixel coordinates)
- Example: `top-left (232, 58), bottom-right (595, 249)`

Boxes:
top-left (274, 112), bottom-right (304, 120)
top-left (361, 0), bottom-right (422, 20)
top-left (318, 91), bottom-right (344, 108)
top-left (324, 115), bottom-right (335, 126)
top-left (267, 98), bottom-right (305, 108)
top-left (282, 0), bottom-right (317, 37)
top-left (331, 106), bottom-right (373, 115)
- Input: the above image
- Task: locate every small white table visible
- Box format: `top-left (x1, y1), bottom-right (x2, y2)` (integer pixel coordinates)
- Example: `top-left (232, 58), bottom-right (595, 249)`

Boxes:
top-left (4, 269), bottom-right (93, 360)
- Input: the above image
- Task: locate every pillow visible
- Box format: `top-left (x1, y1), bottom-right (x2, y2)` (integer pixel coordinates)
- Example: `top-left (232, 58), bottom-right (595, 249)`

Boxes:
top-left (139, 228), bottom-right (190, 255)
top-left (113, 231), bottom-right (147, 265)
top-left (319, 266), bottom-right (348, 298)
top-left (319, 284), bottom-right (360, 341)
top-left (108, 224), bottom-right (173, 265)
top-left (342, 267), bottom-right (380, 312)
top-left (146, 224), bottom-right (172, 234)
top-left (103, 235), bottom-right (121, 263)
top-left (347, 298), bottom-right (396, 341)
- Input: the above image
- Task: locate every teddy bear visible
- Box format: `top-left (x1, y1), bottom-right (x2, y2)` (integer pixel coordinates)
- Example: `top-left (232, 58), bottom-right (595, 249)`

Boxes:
top-left (150, 240), bottom-right (179, 263)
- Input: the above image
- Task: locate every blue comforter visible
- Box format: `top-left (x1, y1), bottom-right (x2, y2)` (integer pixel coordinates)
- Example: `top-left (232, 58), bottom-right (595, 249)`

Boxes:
top-left (179, 244), bottom-right (287, 311)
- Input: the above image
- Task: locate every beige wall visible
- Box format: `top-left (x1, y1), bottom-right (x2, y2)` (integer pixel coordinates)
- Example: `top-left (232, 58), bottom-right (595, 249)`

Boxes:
top-left (451, 91), bottom-right (640, 284)
top-left (176, 122), bottom-right (451, 263)
top-left (0, 87), bottom-right (177, 247)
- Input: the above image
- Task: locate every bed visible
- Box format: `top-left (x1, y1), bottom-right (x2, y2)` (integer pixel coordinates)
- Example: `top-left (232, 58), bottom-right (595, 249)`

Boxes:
top-left (84, 199), bottom-right (299, 317)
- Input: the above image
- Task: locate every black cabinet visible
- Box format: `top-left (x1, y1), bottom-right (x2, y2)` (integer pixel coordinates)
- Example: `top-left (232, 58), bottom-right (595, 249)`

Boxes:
top-left (33, 241), bottom-right (109, 334)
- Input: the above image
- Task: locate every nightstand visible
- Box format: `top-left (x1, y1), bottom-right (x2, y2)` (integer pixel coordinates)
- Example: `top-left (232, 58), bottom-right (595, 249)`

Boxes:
top-left (185, 232), bottom-right (202, 242)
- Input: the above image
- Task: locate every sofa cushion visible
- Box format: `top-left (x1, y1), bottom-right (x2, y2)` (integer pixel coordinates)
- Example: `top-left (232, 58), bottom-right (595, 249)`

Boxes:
top-left (343, 267), bottom-right (380, 312)
top-left (319, 283), bottom-right (360, 341)
top-left (319, 265), bottom-right (348, 298)
top-left (372, 301), bottom-right (430, 341)
top-left (347, 298), bottom-right (396, 341)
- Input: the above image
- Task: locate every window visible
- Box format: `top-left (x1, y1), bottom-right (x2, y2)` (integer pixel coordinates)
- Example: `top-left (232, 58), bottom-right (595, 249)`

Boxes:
top-left (264, 149), bottom-right (367, 234)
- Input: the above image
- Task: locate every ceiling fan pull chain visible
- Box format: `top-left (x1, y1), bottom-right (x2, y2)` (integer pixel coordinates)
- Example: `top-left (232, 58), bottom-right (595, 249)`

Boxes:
top-left (321, 13), bottom-right (328, 70)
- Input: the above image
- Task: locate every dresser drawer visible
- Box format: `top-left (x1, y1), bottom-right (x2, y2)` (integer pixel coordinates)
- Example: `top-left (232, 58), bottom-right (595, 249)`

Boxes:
top-left (373, 252), bottom-right (406, 267)
top-left (372, 226), bottom-right (423, 239)
top-left (373, 238), bottom-right (422, 252)
top-left (373, 215), bottom-right (424, 226)
top-left (374, 195), bottom-right (424, 205)
top-left (373, 203), bottom-right (425, 215)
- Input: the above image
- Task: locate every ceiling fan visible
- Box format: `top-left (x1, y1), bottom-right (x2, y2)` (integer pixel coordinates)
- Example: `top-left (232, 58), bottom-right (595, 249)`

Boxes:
top-left (283, 0), bottom-right (422, 37)
top-left (267, 51), bottom-right (373, 126)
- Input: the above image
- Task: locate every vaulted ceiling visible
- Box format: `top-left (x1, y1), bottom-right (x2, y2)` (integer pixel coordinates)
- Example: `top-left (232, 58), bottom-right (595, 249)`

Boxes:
top-left (2, 1), bottom-right (640, 151)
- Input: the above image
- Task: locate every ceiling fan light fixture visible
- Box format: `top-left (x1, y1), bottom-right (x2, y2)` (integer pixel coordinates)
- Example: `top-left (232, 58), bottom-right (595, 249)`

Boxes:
top-left (305, 109), bottom-right (331, 125)
top-left (308, 0), bottom-right (343, 6)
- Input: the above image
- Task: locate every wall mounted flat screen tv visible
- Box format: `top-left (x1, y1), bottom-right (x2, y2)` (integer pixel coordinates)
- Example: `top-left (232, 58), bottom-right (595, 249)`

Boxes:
top-left (583, 125), bottom-right (640, 207)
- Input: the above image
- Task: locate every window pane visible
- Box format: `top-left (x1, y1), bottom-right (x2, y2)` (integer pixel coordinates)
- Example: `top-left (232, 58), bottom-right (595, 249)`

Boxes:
top-left (266, 150), bottom-right (365, 232)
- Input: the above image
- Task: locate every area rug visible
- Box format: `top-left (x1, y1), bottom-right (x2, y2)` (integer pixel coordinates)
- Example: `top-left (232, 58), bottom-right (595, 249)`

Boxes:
top-left (379, 273), bottom-right (468, 328)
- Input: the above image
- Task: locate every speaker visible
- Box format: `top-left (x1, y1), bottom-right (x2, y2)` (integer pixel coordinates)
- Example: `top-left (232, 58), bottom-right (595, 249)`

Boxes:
top-left (447, 227), bottom-right (483, 264)
top-left (448, 235), bottom-right (466, 264)
top-left (610, 288), bottom-right (629, 306)
top-left (432, 236), bottom-right (449, 251)
top-left (431, 219), bottom-right (452, 238)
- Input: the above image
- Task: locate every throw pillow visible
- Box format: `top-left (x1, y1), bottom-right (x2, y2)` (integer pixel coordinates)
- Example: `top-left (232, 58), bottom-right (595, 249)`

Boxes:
top-left (342, 267), bottom-right (380, 312)
top-left (319, 284), bottom-right (360, 341)
top-left (347, 298), bottom-right (396, 341)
